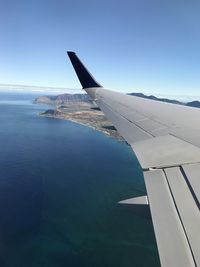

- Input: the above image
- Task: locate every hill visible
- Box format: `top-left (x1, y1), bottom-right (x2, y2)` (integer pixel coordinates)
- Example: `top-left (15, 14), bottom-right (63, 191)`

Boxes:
top-left (186, 101), bottom-right (200, 108)
top-left (128, 92), bottom-right (183, 105)
top-left (34, 93), bottom-right (91, 105)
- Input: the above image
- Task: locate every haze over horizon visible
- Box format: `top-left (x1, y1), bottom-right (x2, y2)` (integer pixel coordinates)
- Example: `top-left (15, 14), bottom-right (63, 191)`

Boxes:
top-left (1, 1), bottom-right (200, 96)
top-left (1, 82), bottom-right (200, 103)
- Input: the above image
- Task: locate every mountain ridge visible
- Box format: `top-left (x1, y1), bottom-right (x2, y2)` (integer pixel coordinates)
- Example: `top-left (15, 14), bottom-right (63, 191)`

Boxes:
top-left (34, 92), bottom-right (200, 108)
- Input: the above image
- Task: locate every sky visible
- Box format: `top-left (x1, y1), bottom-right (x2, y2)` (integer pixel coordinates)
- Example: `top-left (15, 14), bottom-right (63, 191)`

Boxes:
top-left (1, 0), bottom-right (200, 96)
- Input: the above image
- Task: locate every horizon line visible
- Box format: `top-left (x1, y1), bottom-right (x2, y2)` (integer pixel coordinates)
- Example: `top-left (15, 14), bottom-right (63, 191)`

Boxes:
top-left (0, 83), bottom-right (74, 90)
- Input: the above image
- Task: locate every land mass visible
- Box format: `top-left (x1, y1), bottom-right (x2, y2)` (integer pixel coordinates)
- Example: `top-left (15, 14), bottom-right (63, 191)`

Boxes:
top-left (35, 92), bottom-right (200, 141)
top-left (37, 94), bottom-right (123, 141)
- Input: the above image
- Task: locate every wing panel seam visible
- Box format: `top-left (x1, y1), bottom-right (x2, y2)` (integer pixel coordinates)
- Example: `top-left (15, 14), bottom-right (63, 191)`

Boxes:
top-left (163, 167), bottom-right (198, 267)
top-left (179, 166), bottom-right (200, 210)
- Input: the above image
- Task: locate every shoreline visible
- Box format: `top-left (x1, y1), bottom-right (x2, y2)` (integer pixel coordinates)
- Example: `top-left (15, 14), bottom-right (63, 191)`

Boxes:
top-left (40, 112), bottom-right (124, 142)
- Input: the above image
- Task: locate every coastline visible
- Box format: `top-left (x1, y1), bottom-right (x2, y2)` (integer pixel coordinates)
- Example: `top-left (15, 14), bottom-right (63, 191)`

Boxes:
top-left (40, 109), bottom-right (124, 142)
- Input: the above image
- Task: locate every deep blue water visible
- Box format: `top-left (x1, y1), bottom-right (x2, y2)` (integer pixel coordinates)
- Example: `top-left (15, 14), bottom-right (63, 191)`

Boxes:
top-left (0, 92), bottom-right (160, 267)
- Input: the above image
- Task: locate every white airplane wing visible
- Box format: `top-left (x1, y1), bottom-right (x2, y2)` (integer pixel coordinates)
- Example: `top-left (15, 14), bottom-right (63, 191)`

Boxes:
top-left (67, 51), bottom-right (200, 267)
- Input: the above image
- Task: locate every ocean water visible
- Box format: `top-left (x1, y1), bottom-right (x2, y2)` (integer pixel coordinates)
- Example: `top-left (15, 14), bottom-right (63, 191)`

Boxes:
top-left (0, 92), bottom-right (160, 267)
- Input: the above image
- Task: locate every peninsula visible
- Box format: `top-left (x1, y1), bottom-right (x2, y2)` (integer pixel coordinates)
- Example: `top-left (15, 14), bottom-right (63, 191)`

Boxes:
top-left (35, 94), bottom-right (124, 141)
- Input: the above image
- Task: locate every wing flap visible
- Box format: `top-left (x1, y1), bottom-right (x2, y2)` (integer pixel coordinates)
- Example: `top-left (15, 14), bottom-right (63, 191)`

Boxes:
top-left (144, 169), bottom-right (196, 267)
top-left (182, 163), bottom-right (200, 202)
top-left (165, 167), bottom-right (200, 266)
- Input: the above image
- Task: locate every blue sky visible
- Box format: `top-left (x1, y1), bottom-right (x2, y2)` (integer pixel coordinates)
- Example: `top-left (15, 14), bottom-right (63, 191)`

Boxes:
top-left (1, 0), bottom-right (200, 96)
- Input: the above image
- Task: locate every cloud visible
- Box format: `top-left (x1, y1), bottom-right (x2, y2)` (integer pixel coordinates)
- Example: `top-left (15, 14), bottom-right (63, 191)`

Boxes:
top-left (0, 84), bottom-right (83, 94)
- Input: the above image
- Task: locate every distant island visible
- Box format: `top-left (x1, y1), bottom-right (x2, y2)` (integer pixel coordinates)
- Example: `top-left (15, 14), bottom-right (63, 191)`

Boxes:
top-left (35, 92), bottom-right (200, 141)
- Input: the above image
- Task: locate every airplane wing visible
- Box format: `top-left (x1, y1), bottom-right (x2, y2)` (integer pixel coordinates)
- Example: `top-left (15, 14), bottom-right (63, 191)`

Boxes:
top-left (67, 51), bottom-right (200, 267)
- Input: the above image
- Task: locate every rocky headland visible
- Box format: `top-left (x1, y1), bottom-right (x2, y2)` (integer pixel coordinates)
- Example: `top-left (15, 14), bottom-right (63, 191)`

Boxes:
top-left (37, 94), bottom-right (123, 141)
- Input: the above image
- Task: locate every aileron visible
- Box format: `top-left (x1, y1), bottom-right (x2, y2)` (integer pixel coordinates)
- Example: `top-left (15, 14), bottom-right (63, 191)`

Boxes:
top-left (165, 167), bottom-right (200, 266)
top-left (144, 169), bottom-right (195, 267)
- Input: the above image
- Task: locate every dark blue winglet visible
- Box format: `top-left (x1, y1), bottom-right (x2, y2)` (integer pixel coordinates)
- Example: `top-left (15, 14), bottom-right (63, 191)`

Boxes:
top-left (67, 51), bottom-right (102, 89)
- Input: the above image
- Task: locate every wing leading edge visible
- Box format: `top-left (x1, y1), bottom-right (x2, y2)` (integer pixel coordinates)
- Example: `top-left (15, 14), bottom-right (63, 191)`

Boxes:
top-left (67, 51), bottom-right (200, 267)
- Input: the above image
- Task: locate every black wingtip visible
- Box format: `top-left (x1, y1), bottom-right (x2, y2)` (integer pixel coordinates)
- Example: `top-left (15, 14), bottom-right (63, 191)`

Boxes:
top-left (67, 51), bottom-right (102, 89)
top-left (67, 51), bottom-right (75, 55)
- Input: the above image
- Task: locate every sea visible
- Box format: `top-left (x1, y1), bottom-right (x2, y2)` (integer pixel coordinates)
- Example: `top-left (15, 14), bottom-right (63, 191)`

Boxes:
top-left (0, 92), bottom-right (160, 267)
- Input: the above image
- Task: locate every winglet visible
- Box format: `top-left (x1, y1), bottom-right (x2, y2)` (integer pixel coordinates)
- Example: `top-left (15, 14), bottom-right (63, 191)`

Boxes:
top-left (67, 51), bottom-right (102, 89)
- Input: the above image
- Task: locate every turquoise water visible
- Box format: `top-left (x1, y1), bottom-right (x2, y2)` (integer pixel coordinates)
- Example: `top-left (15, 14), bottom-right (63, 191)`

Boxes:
top-left (0, 93), bottom-right (160, 267)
